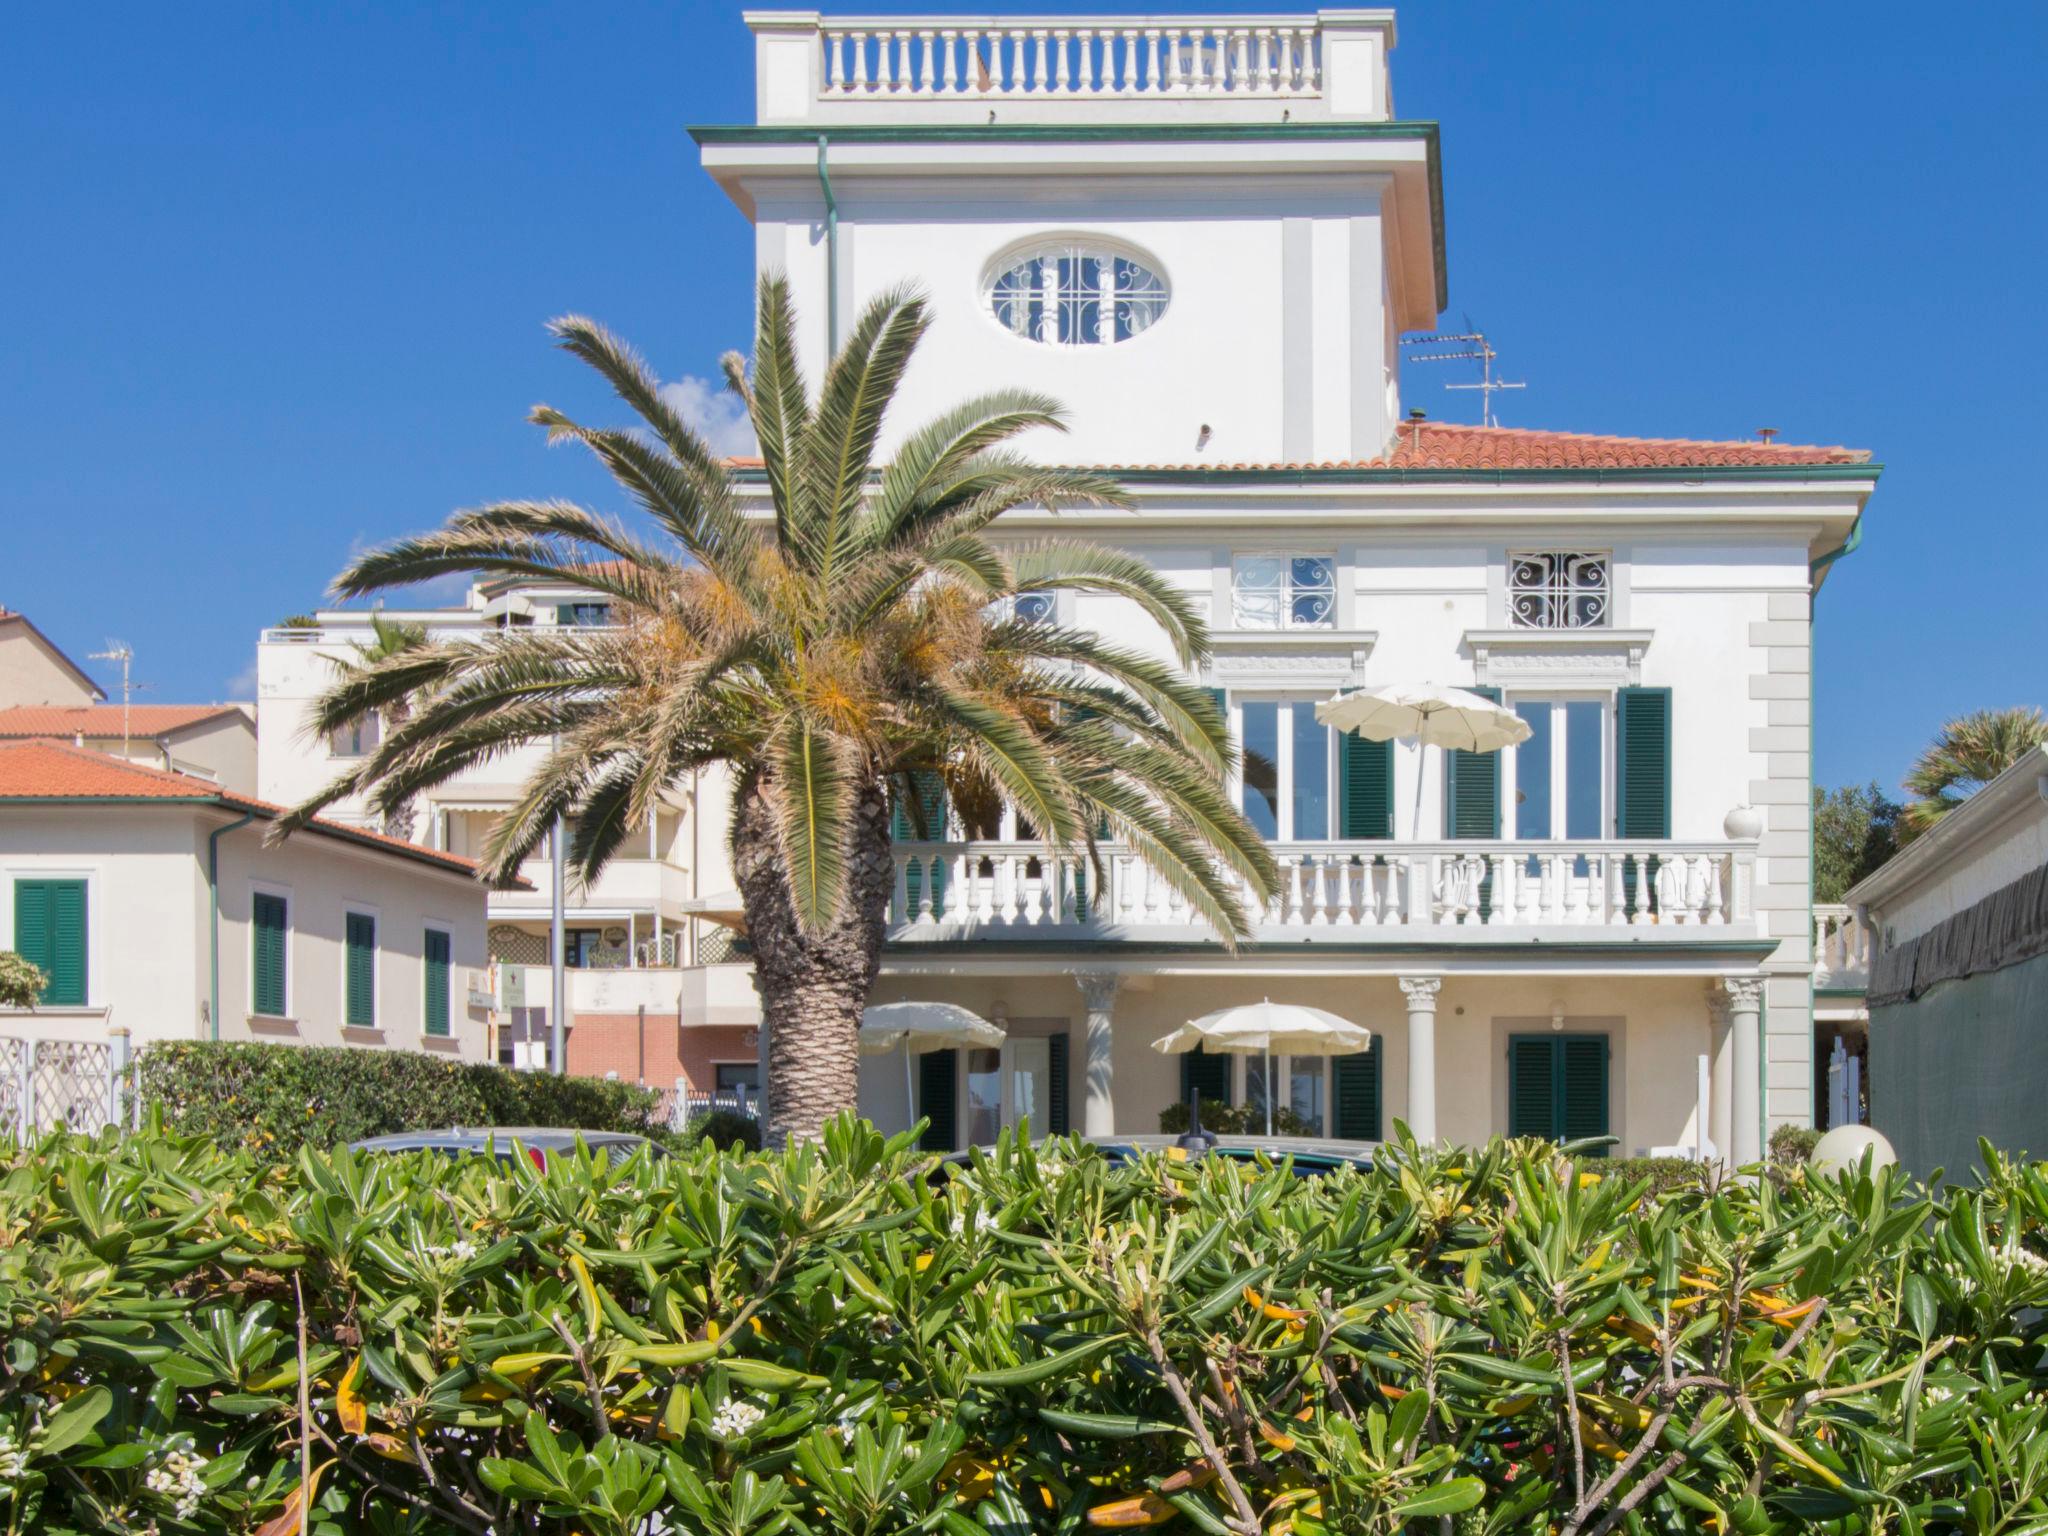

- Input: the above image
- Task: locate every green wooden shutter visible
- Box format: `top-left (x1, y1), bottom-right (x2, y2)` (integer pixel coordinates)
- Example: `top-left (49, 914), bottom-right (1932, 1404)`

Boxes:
top-left (423, 929), bottom-right (451, 1037)
top-left (1508, 1037), bottom-right (1558, 1139)
top-left (344, 912), bottom-right (376, 1027)
top-left (1047, 1033), bottom-right (1070, 1135)
top-left (1615, 687), bottom-right (1673, 838)
top-left (13, 879), bottom-right (87, 1007)
top-left (1561, 1035), bottom-right (1611, 1152)
top-left (251, 893), bottom-right (288, 1017)
top-left (1180, 1046), bottom-right (1233, 1110)
top-left (1616, 687), bottom-right (1672, 916)
top-left (918, 1048), bottom-right (958, 1151)
top-left (1338, 734), bottom-right (1395, 840)
top-left (1444, 686), bottom-right (1503, 838)
top-left (1332, 1037), bottom-right (1382, 1140)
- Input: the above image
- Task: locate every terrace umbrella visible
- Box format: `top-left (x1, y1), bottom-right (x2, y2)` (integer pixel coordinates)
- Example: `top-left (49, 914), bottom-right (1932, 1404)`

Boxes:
top-left (1152, 1000), bottom-right (1372, 1135)
top-left (1315, 683), bottom-right (1531, 840)
top-left (860, 1002), bottom-right (1006, 1118)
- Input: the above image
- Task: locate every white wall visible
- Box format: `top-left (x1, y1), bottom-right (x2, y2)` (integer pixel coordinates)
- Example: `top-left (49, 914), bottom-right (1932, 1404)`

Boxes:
top-left (0, 804), bottom-right (490, 1059)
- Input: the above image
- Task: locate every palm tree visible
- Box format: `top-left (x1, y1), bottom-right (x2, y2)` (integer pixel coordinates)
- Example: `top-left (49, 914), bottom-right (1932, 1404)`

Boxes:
top-left (277, 276), bottom-right (1277, 1145)
top-left (342, 614), bottom-right (429, 842)
top-left (1900, 706), bottom-right (2048, 842)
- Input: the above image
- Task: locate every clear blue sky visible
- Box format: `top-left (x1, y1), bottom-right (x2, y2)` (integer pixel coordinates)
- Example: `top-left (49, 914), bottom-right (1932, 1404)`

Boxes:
top-left (5, 1), bottom-right (2042, 792)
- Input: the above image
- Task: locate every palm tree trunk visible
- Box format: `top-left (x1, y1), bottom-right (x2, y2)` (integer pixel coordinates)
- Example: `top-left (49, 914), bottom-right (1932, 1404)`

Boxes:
top-left (733, 779), bottom-right (894, 1146)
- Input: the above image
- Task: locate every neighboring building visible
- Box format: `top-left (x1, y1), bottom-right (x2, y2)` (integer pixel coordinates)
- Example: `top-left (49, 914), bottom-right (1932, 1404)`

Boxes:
top-left (254, 579), bottom-right (759, 1098)
top-left (0, 703), bottom-right (256, 791)
top-left (1848, 746), bottom-right (2048, 1176)
top-left (0, 607), bottom-right (105, 709)
top-left (696, 8), bottom-right (1880, 1157)
top-left (0, 741), bottom-right (499, 1058)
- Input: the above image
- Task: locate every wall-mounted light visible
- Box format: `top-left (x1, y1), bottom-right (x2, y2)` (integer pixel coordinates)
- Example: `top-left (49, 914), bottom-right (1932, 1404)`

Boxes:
top-left (1550, 1000), bottom-right (1567, 1033)
top-left (1195, 423), bottom-right (1213, 451)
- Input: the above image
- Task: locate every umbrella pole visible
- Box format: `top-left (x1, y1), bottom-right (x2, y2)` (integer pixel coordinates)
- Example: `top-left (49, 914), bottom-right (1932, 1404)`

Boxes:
top-left (1413, 740), bottom-right (1428, 841)
top-left (1264, 1046), bottom-right (1273, 1135)
top-left (904, 1041), bottom-right (914, 1131)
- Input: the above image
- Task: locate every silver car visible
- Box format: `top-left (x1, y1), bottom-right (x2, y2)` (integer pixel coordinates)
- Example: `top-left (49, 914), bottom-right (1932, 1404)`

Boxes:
top-left (346, 1126), bottom-right (664, 1168)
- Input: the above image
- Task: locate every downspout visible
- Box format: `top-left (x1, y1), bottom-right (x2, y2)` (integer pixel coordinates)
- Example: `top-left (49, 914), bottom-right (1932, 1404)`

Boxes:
top-left (207, 810), bottom-right (256, 1042)
top-left (1802, 511), bottom-right (1864, 1128)
top-left (816, 135), bottom-right (838, 352)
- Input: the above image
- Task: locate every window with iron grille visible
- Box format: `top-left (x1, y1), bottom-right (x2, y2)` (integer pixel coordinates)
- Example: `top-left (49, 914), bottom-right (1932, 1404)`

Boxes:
top-left (1508, 552), bottom-right (1610, 629)
top-left (986, 244), bottom-right (1167, 347)
top-left (1232, 555), bottom-right (1336, 630)
top-left (1013, 592), bottom-right (1056, 625)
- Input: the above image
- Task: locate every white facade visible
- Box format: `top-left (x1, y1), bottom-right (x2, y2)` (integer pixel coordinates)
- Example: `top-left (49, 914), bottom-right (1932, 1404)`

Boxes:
top-left (698, 9), bottom-right (1879, 1157)
top-left (0, 787), bottom-right (492, 1059)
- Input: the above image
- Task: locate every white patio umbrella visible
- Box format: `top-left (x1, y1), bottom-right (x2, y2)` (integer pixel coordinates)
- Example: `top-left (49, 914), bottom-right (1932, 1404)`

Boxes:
top-left (860, 1001), bottom-right (1006, 1115)
top-left (1315, 683), bottom-right (1531, 840)
top-left (1152, 1000), bottom-right (1372, 1134)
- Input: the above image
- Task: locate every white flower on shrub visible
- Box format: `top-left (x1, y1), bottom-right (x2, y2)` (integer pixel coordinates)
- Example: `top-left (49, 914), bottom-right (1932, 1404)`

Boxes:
top-left (144, 1438), bottom-right (209, 1521)
top-left (709, 1399), bottom-right (765, 1439)
top-left (948, 1209), bottom-right (997, 1237)
top-left (0, 1428), bottom-right (30, 1487)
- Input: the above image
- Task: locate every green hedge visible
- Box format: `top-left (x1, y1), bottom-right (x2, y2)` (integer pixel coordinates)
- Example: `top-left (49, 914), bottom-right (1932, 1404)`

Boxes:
top-left (4, 1120), bottom-right (2047, 1535)
top-left (133, 1040), bottom-right (665, 1155)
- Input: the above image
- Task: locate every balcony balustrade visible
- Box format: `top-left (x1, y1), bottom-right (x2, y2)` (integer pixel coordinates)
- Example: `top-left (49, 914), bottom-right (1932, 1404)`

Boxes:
top-left (747, 11), bottom-right (1395, 124)
top-left (888, 838), bottom-right (1758, 940)
top-left (1813, 903), bottom-right (1872, 990)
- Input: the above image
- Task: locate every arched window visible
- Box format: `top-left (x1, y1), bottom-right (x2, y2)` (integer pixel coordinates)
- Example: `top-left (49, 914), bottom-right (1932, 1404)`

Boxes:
top-left (985, 242), bottom-right (1168, 346)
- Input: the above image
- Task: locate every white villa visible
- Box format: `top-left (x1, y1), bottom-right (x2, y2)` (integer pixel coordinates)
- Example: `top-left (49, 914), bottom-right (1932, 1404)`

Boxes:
top-left (692, 9), bottom-right (1880, 1159)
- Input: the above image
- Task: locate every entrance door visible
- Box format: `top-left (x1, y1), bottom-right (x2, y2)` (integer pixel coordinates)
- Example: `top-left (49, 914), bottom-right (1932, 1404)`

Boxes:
top-left (1005, 1037), bottom-right (1053, 1135)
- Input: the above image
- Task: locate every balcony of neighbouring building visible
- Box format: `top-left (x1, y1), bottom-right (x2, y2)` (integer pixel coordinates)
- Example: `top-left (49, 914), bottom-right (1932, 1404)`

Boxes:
top-left (745, 10), bottom-right (1397, 125)
top-left (887, 836), bottom-right (1760, 945)
top-left (1813, 903), bottom-right (1872, 993)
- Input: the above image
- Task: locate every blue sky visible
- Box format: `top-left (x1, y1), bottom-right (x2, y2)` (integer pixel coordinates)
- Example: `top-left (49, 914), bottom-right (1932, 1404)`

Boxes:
top-left (4, 1), bottom-right (2042, 792)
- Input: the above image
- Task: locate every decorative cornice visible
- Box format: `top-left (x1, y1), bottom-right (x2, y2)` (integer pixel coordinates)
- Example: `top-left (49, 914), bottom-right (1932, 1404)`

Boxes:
top-left (1467, 628), bottom-right (1653, 689)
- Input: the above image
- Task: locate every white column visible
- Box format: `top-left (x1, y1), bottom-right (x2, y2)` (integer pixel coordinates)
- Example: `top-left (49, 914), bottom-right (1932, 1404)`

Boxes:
top-left (1076, 971), bottom-right (1121, 1136)
top-left (1705, 982), bottom-right (1733, 1164)
top-left (1723, 975), bottom-right (1765, 1166)
top-left (1398, 975), bottom-right (1441, 1144)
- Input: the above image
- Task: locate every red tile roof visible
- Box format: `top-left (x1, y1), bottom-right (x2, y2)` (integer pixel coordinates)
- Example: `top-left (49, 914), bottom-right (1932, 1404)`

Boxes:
top-left (722, 422), bottom-right (1872, 475)
top-left (0, 741), bottom-right (516, 884)
top-left (0, 703), bottom-right (248, 739)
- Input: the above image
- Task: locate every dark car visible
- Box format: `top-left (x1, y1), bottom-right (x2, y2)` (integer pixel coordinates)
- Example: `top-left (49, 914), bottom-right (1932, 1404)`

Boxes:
top-left (346, 1127), bottom-right (665, 1168)
top-left (940, 1132), bottom-right (1373, 1178)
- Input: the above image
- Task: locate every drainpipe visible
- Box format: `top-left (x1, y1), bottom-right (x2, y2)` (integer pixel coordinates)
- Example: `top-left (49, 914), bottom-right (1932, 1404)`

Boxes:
top-left (207, 811), bottom-right (256, 1042)
top-left (1803, 512), bottom-right (1863, 1128)
top-left (816, 135), bottom-right (838, 352)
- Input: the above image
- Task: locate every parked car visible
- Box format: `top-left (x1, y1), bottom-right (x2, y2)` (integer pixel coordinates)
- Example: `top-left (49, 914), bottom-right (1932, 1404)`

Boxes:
top-left (346, 1127), bottom-right (665, 1167)
top-left (940, 1133), bottom-right (1373, 1178)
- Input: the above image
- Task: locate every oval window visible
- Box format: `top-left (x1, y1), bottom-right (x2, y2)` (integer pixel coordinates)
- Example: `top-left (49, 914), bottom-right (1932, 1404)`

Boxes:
top-left (985, 243), bottom-right (1168, 346)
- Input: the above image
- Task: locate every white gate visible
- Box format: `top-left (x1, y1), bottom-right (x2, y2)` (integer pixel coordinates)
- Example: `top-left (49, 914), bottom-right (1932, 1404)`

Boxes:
top-left (1, 1034), bottom-right (131, 1146)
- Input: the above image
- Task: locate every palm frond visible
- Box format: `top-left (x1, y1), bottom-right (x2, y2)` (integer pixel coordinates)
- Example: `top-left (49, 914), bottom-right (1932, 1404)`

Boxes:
top-left (1012, 540), bottom-right (1212, 667)
top-left (769, 714), bottom-right (852, 931)
top-left (739, 273), bottom-right (813, 555)
top-left (926, 685), bottom-right (1080, 847)
top-left (800, 283), bottom-right (929, 579)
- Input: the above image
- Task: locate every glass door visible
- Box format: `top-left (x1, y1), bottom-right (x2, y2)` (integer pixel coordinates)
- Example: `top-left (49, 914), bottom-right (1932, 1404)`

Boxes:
top-left (1509, 696), bottom-right (1608, 909)
top-left (1004, 1037), bottom-right (1053, 1136)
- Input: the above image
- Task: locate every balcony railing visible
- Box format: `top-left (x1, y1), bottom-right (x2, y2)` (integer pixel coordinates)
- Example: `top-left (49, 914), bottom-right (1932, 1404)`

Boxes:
top-left (889, 839), bottom-right (1757, 939)
top-left (819, 16), bottom-right (1325, 100)
top-left (748, 11), bottom-right (1394, 124)
top-left (1814, 903), bottom-right (1872, 990)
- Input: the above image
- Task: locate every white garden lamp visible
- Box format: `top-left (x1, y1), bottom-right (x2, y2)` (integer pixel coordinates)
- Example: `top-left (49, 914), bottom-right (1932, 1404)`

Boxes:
top-left (1152, 1000), bottom-right (1372, 1135)
top-left (1315, 682), bottom-right (1532, 840)
top-left (860, 1001), bottom-right (1006, 1117)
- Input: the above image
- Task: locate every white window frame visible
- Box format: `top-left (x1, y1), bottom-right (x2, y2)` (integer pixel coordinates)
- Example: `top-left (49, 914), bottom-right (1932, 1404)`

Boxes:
top-left (1240, 1053), bottom-right (1333, 1136)
top-left (982, 238), bottom-right (1169, 348)
top-left (248, 879), bottom-right (294, 1021)
top-left (1230, 694), bottom-right (1337, 842)
top-left (1506, 550), bottom-right (1613, 631)
top-left (341, 902), bottom-right (381, 1031)
top-left (1503, 693), bottom-right (1613, 840)
top-left (1230, 553), bottom-right (1338, 631)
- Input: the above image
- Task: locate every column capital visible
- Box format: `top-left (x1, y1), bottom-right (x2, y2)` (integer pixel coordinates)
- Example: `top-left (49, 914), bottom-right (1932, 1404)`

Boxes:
top-left (1075, 971), bottom-right (1123, 1014)
top-left (1397, 975), bottom-right (1443, 1011)
top-left (1703, 980), bottom-right (1732, 1027)
top-left (1721, 974), bottom-right (1766, 1011)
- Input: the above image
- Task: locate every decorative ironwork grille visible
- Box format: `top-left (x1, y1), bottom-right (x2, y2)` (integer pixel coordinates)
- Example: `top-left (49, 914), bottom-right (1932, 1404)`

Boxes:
top-left (1013, 591), bottom-right (1056, 625)
top-left (488, 926), bottom-right (548, 965)
top-left (1231, 555), bottom-right (1336, 629)
top-left (987, 245), bottom-right (1167, 346)
top-left (1508, 552), bottom-right (1610, 629)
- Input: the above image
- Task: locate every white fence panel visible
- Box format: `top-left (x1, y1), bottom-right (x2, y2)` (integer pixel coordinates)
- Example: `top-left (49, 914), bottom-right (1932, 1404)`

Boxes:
top-left (3, 1034), bottom-right (128, 1145)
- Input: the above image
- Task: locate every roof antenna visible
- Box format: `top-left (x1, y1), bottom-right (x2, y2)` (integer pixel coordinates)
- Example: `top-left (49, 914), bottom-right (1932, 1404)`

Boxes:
top-left (1402, 322), bottom-right (1526, 428)
top-left (88, 642), bottom-right (143, 751)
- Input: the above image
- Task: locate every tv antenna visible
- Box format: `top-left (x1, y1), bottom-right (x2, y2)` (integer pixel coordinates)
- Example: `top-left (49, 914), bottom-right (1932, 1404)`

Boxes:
top-left (1402, 327), bottom-right (1526, 428)
top-left (88, 642), bottom-right (147, 750)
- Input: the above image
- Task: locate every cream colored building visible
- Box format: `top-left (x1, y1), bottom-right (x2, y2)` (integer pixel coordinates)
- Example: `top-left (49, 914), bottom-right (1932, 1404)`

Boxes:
top-left (1, 741), bottom-right (496, 1059)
